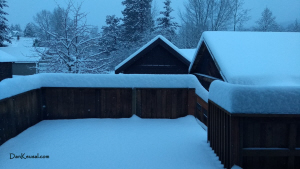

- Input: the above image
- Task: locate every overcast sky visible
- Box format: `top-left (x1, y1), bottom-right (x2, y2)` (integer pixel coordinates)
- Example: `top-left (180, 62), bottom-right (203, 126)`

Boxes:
top-left (5, 0), bottom-right (300, 30)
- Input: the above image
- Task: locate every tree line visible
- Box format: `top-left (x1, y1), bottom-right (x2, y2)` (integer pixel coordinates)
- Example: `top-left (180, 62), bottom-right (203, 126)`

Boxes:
top-left (1, 0), bottom-right (299, 73)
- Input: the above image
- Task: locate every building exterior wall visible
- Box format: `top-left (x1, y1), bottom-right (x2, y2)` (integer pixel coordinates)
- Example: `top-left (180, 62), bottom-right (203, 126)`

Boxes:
top-left (12, 63), bottom-right (37, 75)
top-left (0, 62), bottom-right (12, 82)
top-left (122, 45), bottom-right (188, 74)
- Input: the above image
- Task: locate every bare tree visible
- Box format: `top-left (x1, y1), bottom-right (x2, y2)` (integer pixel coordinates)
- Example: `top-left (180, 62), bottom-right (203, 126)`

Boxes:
top-left (38, 1), bottom-right (108, 73)
top-left (210, 0), bottom-right (234, 31)
top-left (232, 0), bottom-right (250, 31)
top-left (287, 19), bottom-right (300, 32)
top-left (177, 0), bottom-right (235, 47)
top-left (34, 10), bottom-right (52, 41)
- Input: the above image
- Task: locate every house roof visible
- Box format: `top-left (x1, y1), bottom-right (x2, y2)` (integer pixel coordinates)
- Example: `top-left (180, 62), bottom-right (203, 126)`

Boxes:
top-left (115, 35), bottom-right (190, 73)
top-left (178, 49), bottom-right (196, 62)
top-left (189, 31), bottom-right (300, 86)
top-left (0, 50), bottom-right (18, 62)
top-left (0, 37), bottom-right (42, 62)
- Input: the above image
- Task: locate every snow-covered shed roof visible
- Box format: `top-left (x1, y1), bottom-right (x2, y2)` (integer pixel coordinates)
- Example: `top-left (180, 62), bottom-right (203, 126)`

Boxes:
top-left (0, 37), bottom-right (41, 63)
top-left (115, 35), bottom-right (191, 73)
top-left (0, 74), bottom-right (208, 102)
top-left (189, 31), bottom-right (300, 86)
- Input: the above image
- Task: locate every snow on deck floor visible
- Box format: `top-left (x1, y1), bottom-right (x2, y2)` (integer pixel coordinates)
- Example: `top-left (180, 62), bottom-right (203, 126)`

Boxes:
top-left (0, 116), bottom-right (222, 169)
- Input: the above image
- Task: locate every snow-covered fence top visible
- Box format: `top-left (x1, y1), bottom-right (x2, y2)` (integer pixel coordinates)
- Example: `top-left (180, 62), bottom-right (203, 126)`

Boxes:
top-left (209, 80), bottom-right (300, 114)
top-left (0, 73), bottom-right (208, 101)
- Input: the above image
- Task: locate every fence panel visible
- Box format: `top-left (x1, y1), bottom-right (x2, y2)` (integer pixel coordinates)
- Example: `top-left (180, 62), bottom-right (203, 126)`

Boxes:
top-left (0, 87), bottom-right (197, 146)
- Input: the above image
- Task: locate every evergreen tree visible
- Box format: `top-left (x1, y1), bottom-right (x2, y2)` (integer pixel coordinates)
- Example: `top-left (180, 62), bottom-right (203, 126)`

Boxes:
top-left (24, 22), bottom-right (37, 37)
top-left (0, 0), bottom-right (11, 46)
top-left (14, 24), bottom-right (22, 32)
top-left (100, 15), bottom-right (122, 54)
top-left (156, 0), bottom-right (179, 42)
top-left (255, 7), bottom-right (278, 32)
top-left (121, 0), bottom-right (153, 42)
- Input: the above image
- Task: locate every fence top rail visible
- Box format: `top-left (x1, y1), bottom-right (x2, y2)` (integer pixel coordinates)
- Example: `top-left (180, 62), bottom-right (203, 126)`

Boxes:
top-left (209, 100), bottom-right (300, 117)
top-left (0, 73), bottom-right (207, 101)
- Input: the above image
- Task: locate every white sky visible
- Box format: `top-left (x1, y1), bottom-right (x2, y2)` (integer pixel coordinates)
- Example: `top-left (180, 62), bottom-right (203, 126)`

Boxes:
top-left (5, 0), bottom-right (300, 30)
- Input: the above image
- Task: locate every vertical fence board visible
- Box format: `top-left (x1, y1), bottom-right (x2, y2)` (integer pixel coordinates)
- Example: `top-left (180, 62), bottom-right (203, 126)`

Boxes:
top-left (136, 89), bottom-right (142, 117)
top-left (171, 90), bottom-right (177, 119)
top-left (188, 89), bottom-right (196, 116)
top-left (151, 90), bottom-right (157, 118)
top-left (156, 89), bottom-right (162, 118)
top-left (161, 90), bottom-right (167, 118)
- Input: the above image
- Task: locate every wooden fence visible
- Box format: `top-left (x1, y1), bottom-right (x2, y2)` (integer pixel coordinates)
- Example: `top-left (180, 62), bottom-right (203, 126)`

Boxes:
top-left (0, 87), bottom-right (196, 146)
top-left (208, 100), bottom-right (300, 169)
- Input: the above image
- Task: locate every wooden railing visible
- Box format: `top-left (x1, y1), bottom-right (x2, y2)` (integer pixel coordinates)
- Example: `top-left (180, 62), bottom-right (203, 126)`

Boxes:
top-left (0, 90), bottom-right (41, 145)
top-left (194, 73), bottom-right (221, 91)
top-left (208, 100), bottom-right (300, 169)
top-left (0, 87), bottom-right (196, 146)
top-left (195, 95), bottom-right (208, 125)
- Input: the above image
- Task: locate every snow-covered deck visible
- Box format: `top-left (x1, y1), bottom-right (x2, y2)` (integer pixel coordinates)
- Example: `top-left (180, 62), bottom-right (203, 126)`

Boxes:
top-left (0, 116), bottom-right (223, 169)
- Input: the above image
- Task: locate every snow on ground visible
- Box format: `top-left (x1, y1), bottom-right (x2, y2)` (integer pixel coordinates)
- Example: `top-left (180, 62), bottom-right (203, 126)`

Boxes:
top-left (0, 115), bottom-right (223, 169)
top-left (0, 37), bottom-right (42, 62)
top-left (190, 31), bottom-right (300, 85)
top-left (0, 73), bottom-right (208, 102)
top-left (209, 80), bottom-right (300, 114)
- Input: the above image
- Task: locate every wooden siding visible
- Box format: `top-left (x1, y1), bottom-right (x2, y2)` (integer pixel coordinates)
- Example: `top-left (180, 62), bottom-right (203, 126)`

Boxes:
top-left (208, 100), bottom-right (300, 169)
top-left (0, 62), bottom-right (12, 82)
top-left (190, 42), bottom-right (224, 89)
top-left (123, 45), bottom-right (188, 74)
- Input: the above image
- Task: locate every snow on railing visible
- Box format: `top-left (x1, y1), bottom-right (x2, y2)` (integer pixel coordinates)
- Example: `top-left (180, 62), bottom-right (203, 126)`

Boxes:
top-left (0, 73), bottom-right (208, 102)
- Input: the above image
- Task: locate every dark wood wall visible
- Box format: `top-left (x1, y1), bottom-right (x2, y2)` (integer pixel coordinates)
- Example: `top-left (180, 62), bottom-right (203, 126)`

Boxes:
top-left (0, 87), bottom-right (197, 146)
top-left (123, 45), bottom-right (188, 74)
top-left (208, 100), bottom-right (300, 169)
top-left (190, 43), bottom-right (224, 90)
top-left (0, 62), bottom-right (12, 82)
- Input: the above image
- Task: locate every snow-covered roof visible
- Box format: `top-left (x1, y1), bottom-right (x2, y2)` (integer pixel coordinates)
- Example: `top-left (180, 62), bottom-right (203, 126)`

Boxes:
top-left (189, 31), bottom-right (300, 86)
top-left (115, 35), bottom-right (190, 71)
top-left (209, 80), bottom-right (300, 114)
top-left (0, 74), bottom-right (208, 102)
top-left (178, 49), bottom-right (196, 62)
top-left (0, 50), bottom-right (18, 62)
top-left (0, 37), bottom-right (41, 62)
